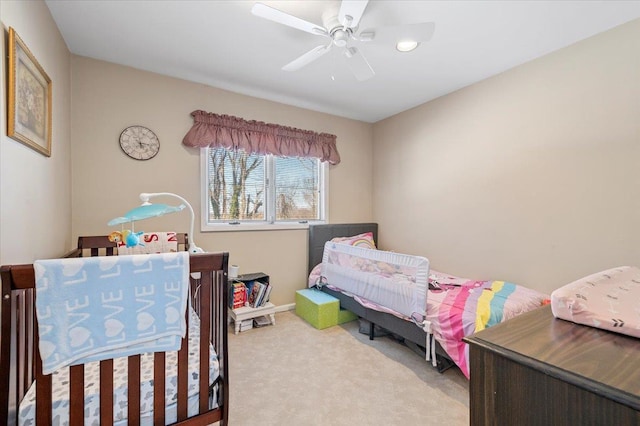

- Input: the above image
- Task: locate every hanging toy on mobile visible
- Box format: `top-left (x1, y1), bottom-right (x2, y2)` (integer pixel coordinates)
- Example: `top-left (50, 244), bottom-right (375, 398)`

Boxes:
top-left (107, 203), bottom-right (158, 249)
top-left (125, 230), bottom-right (144, 247)
top-left (107, 192), bottom-right (203, 253)
top-left (107, 227), bottom-right (145, 248)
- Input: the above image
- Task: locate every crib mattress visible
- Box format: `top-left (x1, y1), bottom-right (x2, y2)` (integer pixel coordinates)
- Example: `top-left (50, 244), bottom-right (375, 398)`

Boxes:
top-left (19, 308), bottom-right (219, 426)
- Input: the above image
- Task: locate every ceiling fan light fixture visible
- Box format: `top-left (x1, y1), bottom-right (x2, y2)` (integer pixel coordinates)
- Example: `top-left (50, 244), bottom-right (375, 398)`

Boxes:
top-left (252, 1), bottom-right (434, 80)
top-left (332, 28), bottom-right (350, 47)
top-left (396, 40), bottom-right (419, 52)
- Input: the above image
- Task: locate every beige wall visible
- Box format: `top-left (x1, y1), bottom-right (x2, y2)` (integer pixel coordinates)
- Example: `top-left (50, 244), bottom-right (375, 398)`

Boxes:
top-left (373, 20), bottom-right (640, 295)
top-left (71, 56), bottom-right (373, 305)
top-left (0, 1), bottom-right (71, 265)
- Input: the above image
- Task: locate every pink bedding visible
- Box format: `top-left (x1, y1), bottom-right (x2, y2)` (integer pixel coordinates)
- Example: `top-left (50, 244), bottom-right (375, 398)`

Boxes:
top-left (427, 270), bottom-right (548, 378)
top-left (309, 264), bottom-right (548, 378)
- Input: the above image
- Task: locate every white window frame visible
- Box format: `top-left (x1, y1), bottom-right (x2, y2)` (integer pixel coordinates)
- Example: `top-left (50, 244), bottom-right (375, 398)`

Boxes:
top-left (200, 147), bottom-right (328, 232)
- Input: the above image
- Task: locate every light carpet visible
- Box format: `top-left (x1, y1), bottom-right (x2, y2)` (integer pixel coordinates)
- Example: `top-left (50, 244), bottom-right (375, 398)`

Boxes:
top-left (228, 311), bottom-right (469, 425)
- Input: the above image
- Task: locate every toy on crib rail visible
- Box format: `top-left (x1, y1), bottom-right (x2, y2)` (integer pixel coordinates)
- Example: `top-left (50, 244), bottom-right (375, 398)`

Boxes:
top-left (108, 231), bottom-right (123, 243)
top-left (108, 230), bottom-right (145, 248)
top-left (125, 231), bottom-right (144, 248)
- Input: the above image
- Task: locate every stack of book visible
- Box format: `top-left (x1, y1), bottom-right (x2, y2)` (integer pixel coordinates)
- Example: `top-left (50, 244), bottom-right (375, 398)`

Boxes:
top-left (229, 279), bottom-right (272, 310)
top-left (229, 282), bottom-right (247, 309)
top-left (246, 280), bottom-right (272, 308)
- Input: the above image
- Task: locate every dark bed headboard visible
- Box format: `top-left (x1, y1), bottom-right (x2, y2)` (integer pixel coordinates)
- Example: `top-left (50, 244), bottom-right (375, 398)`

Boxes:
top-left (308, 223), bottom-right (378, 274)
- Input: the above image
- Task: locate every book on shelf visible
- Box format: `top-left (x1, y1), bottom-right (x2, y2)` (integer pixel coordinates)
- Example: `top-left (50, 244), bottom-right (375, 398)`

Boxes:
top-left (260, 283), bottom-right (272, 306)
top-left (230, 276), bottom-right (272, 310)
top-left (247, 280), bottom-right (262, 308)
top-left (246, 280), bottom-right (273, 308)
top-left (253, 315), bottom-right (271, 327)
top-left (229, 282), bottom-right (247, 309)
top-left (244, 280), bottom-right (255, 301)
top-left (243, 280), bottom-right (257, 306)
top-left (254, 281), bottom-right (268, 307)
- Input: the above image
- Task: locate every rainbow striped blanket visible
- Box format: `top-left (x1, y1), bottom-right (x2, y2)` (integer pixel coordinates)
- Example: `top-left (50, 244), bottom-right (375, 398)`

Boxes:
top-left (427, 270), bottom-right (548, 378)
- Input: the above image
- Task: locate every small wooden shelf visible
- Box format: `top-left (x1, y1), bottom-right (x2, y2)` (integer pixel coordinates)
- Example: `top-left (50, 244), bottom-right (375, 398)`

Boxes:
top-left (228, 272), bottom-right (275, 333)
top-left (229, 302), bottom-right (276, 334)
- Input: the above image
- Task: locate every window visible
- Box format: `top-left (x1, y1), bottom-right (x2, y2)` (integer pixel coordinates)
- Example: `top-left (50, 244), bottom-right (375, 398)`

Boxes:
top-left (201, 147), bottom-right (327, 230)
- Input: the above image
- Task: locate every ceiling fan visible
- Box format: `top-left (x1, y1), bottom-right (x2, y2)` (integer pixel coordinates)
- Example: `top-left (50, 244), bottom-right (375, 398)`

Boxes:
top-left (251, 0), bottom-right (435, 82)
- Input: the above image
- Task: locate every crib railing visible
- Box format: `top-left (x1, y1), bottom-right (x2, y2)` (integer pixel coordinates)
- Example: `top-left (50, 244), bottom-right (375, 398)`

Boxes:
top-left (0, 264), bottom-right (37, 424)
top-left (71, 233), bottom-right (189, 257)
top-left (0, 246), bottom-right (228, 426)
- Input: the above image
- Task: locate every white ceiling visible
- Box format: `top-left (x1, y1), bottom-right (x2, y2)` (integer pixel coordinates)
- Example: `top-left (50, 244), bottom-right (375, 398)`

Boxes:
top-left (45, 0), bottom-right (640, 123)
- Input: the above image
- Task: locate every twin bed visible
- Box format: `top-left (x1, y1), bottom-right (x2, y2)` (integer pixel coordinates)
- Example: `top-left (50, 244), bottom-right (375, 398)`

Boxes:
top-left (308, 223), bottom-right (548, 378)
top-left (0, 234), bottom-right (229, 425)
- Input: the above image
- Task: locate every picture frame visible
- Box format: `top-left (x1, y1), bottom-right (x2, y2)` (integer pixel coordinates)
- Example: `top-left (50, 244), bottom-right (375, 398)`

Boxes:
top-left (7, 27), bottom-right (52, 157)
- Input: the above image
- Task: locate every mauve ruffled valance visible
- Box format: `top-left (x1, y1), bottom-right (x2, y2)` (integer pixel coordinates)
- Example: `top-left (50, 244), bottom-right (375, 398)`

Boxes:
top-left (182, 110), bottom-right (341, 165)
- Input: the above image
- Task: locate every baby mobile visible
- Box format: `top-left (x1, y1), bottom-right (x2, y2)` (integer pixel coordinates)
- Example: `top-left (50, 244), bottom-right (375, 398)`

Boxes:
top-left (107, 199), bottom-right (185, 248)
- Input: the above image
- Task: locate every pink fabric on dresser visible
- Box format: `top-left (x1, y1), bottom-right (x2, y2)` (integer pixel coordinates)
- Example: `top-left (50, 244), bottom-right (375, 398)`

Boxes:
top-left (551, 266), bottom-right (640, 339)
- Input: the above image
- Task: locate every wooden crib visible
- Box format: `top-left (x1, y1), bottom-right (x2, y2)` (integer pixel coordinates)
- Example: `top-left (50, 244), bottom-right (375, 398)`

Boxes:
top-left (0, 235), bottom-right (229, 425)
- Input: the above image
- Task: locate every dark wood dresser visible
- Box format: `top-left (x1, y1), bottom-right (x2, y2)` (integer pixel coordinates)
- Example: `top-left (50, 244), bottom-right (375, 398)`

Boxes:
top-left (464, 305), bottom-right (640, 425)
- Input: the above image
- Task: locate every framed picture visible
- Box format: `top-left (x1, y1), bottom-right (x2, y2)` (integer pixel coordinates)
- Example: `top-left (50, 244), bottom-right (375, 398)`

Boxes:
top-left (7, 27), bottom-right (52, 157)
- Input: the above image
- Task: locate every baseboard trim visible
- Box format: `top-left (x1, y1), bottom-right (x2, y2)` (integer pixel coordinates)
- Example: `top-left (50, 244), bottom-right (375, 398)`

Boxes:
top-left (275, 303), bottom-right (295, 312)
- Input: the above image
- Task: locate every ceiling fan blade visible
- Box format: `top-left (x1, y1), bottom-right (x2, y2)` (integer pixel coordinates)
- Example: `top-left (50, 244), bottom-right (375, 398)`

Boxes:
top-left (344, 47), bottom-right (375, 81)
top-left (361, 22), bottom-right (435, 44)
top-left (282, 44), bottom-right (333, 71)
top-left (252, 3), bottom-right (328, 36)
top-left (338, 0), bottom-right (369, 28)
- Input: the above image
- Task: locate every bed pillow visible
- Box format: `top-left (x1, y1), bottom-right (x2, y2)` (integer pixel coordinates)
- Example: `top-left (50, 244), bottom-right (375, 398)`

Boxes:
top-left (331, 232), bottom-right (377, 250)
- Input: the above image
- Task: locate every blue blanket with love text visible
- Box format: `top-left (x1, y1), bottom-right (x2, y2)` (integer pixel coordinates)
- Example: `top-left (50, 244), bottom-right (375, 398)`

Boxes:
top-left (34, 252), bottom-right (189, 375)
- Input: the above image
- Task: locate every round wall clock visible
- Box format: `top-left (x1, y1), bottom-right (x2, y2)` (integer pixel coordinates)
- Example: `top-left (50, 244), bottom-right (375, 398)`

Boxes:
top-left (119, 125), bottom-right (160, 160)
